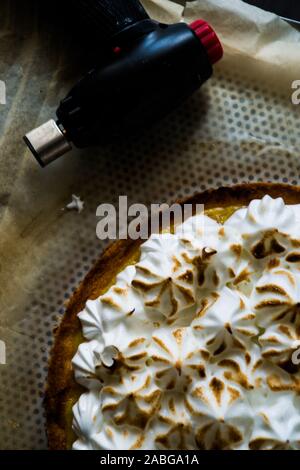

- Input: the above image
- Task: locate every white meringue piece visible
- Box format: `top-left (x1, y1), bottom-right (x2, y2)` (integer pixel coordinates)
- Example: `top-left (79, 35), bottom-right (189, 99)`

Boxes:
top-left (78, 299), bottom-right (104, 341)
top-left (72, 339), bottom-right (105, 390)
top-left (72, 391), bottom-right (102, 450)
top-left (99, 345), bottom-right (119, 368)
top-left (66, 194), bottom-right (84, 213)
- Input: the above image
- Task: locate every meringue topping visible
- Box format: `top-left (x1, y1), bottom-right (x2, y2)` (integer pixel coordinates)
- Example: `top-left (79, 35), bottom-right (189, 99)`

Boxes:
top-left (249, 390), bottom-right (300, 450)
top-left (72, 195), bottom-right (300, 450)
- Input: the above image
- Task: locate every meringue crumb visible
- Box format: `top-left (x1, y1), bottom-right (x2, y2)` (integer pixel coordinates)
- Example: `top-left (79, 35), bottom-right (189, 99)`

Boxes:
top-left (65, 194), bottom-right (84, 213)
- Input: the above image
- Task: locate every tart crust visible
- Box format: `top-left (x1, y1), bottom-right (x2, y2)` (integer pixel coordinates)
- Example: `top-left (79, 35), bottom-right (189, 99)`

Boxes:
top-left (45, 183), bottom-right (300, 450)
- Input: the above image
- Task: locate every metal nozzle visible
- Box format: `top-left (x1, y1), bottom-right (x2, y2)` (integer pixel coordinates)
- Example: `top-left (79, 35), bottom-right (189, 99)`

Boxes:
top-left (23, 119), bottom-right (72, 167)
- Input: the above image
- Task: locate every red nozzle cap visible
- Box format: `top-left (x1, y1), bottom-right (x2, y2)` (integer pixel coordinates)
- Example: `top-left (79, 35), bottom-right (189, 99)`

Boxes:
top-left (189, 19), bottom-right (223, 65)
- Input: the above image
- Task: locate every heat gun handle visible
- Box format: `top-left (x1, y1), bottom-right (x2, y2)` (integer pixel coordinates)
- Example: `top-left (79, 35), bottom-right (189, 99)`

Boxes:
top-left (76, 0), bottom-right (150, 41)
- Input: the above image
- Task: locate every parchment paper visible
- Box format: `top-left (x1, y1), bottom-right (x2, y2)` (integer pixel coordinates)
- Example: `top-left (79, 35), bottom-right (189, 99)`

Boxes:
top-left (0, 0), bottom-right (300, 449)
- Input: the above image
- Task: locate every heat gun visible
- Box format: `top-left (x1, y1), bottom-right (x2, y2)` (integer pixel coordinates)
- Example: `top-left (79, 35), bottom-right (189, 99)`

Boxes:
top-left (24, 0), bottom-right (223, 167)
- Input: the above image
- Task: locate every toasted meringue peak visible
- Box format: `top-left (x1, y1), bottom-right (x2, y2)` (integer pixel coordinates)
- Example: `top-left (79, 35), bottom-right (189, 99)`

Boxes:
top-left (214, 344), bottom-right (263, 390)
top-left (101, 372), bottom-right (161, 429)
top-left (225, 196), bottom-right (299, 260)
top-left (175, 214), bottom-right (221, 252)
top-left (72, 325), bottom-right (151, 390)
top-left (148, 327), bottom-right (209, 391)
top-left (79, 265), bottom-right (149, 341)
top-left (259, 322), bottom-right (300, 367)
top-left (251, 268), bottom-right (300, 326)
top-left (132, 234), bottom-right (198, 322)
top-left (150, 393), bottom-right (197, 450)
top-left (175, 213), bottom-right (219, 239)
top-left (91, 424), bottom-right (147, 450)
top-left (73, 195), bottom-right (300, 450)
top-left (178, 218), bottom-right (254, 294)
top-left (249, 390), bottom-right (300, 450)
top-left (187, 376), bottom-right (254, 449)
top-left (226, 196), bottom-right (296, 236)
top-left (192, 287), bottom-right (258, 354)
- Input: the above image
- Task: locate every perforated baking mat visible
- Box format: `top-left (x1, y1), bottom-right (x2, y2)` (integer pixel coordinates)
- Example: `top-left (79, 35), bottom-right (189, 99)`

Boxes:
top-left (1, 0), bottom-right (300, 449)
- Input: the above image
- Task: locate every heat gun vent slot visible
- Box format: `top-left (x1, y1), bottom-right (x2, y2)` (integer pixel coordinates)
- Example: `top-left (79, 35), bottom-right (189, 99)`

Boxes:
top-left (77, 0), bottom-right (150, 40)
